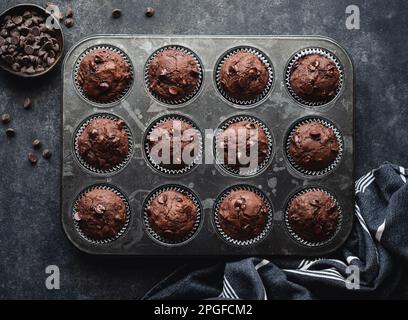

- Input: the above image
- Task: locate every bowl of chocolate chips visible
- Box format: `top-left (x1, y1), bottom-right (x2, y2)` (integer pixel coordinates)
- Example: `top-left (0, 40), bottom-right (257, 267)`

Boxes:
top-left (0, 3), bottom-right (64, 77)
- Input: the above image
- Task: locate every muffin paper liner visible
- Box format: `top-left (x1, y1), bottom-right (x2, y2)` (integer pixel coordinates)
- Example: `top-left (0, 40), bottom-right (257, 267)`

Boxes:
top-left (73, 113), bottom-right (134, 175)
top-left (284, 187), bottom-right (343, 247)
top-left (215, 46), bottom-right (274, 106)
top-left (73, 45), bottom-right (134, 105)
top-left (285, 117), bottom-right (343, 177)
top-left (214, 115), bottom-right (273, 177)
top-left (72, 184), bottom-right (131, 244)
top-left (143, 114), bottom-right (203, 175)
top-left (144, 45), bottom-right (204, 106)
top-left (142, 185), bottom-right (202, 245)
top-left (285, 47), bottom-right (344, 107)
top-left (213, 185), bottom-right (273, 247)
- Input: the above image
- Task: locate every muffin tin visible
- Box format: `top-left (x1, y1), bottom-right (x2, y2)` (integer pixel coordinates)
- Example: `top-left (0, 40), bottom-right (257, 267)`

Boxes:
top-left (62, 35), bottom-right (354, 256)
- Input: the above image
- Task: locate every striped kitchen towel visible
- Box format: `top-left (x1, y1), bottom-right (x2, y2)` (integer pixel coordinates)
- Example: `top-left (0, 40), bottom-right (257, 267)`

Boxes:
top-left (143, 162), bottom-right (408, 299)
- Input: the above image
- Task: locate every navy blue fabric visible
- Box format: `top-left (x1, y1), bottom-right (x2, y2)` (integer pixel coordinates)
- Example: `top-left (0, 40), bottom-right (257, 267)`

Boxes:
top-left (143, 163), bottom-right (408, 300)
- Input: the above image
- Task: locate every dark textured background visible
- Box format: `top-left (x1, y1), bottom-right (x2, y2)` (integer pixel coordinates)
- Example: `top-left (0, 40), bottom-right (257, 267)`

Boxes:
top-left (0, 0), bottom-right (407, 299)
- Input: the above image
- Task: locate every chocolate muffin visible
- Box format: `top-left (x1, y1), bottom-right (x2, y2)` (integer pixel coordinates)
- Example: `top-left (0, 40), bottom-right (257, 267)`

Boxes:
top-left (75, 188), bottom-right (127, 240)
top-left (218, 120), bottom-right (269, 172)
top-left (146, 190), bottom-right (198, 241)
top-left (288, 121), bottom-right (340, 172)
top-left (146, 119), bottom-right (201, 171)
top-left (218, 189), bottom-right (269, 241)
top-left (289, 54), bottom-right (340, 103)
top-left (78, 118), bottom-right (129, 171)
top-left (219, 51), bottom-right (269, 101)
top-left (77, 49), bottom-right (132, 102)
top-left (287, 190), bottom-right (340, 243)
top-left (148, 48), bottom-right (201, 101)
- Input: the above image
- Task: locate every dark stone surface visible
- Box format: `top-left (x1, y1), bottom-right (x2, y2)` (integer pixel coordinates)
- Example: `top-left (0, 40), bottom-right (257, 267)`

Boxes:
top-left (0, 0), bottom-right (407, 299)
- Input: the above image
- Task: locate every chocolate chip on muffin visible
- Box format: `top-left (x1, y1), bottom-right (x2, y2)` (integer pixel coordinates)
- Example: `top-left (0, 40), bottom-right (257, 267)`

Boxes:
top-left (146, 118), bottom-right (201, 171)
top-left (78, 118), bottom-right (129, 170)
top-left (146, 190), bottom-right (197, 241)
top-left (77, 49), bottom-right (132, 102)
top-left (75, 188), bottom-right (127, 240)
top-left (287, 190), bottom-right (340, 243)
top-left (148, 48), bottom-right (200, 101)
top-left (289, 54), bottom-right (340, 103)
top-left (219, 51), bottom-right (269, 101)
top-left (217, 120), bottom-right (269, 172)
top-left (288, 121), bottom-right (340, 171)
top-left (218, 189), bottom-right (268, 241)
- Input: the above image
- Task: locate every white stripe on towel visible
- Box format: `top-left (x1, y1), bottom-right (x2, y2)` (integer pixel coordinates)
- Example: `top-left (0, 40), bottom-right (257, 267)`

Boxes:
top-left (375, 220), bottom-right (386, 242)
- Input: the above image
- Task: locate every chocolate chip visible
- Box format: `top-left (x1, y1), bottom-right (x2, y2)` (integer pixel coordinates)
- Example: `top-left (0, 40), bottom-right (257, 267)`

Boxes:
top-left (11, 62), bottom-right (20, 71)
top-left (28, 152), bottom-right (38, 165)
top-left (64, 18), bottom-right (74, 28)
top-left (66, 6), bottom-right (74, 19)
top-left (22, 11), bottom-right (32, 19)
top-left (168, 86), bottom-right (179, 95)
top-left (5, 128), bottom-right (15, 137)
top-left (190, 69), bottom-right (200, 78)
top-left (4, 55), bottom-right (13, 64)
top-left (145, 7), bottom-right (155, 17)
top-left (25, 34), bottom-right (35, 44)
top-left (10, 29), bottom-right (20, 37)
top-left (46, 57), bottom-right (55, 66)
top-left (1, 113), bottom-right (11, 124)
top-left (10, 36), bottom-right (19, 46)
top-left (12, 16), bottom-right (23, 25)
top-left (309, 130), bottom-right (321, 140)
top-left (19, 26), bottom-right (30, 36)
top-left (5, 20), bottom-right (15, 29)
top-left (157, 194), bottom-right (167, 204)
top-left (23, 97), bottom-right (32, 109)
top-left (31, 26), bottom-right (40, 36)
top-left (99, 82), bottom-right (110, 91)
top-left (26, 66), bottom-right (36, 74)
top-left (32, 139), bottom-right (41, 149)
top-left (112, 9), bottom-right (122, 19)
top-left (24, 45), bottom-right (34, 55)
top-left (42, 149), bottom-right (52, 159)
top-left (42, 40), bottom-right (52, 51)
top-left (94, 204), bottom-right (106, 214)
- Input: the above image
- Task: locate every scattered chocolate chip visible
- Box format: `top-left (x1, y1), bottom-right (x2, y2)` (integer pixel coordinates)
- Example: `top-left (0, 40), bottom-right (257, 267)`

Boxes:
top-left (28, 152), bottom-right (38, 165)
top-left (5, 128), bottom-right (15, 137)
top-left (145, 7), bottom-right (155, 17)
top-left (23, 97), bottom-right (32, 109)
top-left (32, 139), bottom-right (41, 149)
top-left (112, 9), bottom-right (122, 19)
top-left (66, 6), bottom-right (74, 19)
top-left (1, 113), bottom-right (11, 124)
top-left (42, 148), bottom-right (52, 159)
top-left (64, 18), bottom-right (74, 28)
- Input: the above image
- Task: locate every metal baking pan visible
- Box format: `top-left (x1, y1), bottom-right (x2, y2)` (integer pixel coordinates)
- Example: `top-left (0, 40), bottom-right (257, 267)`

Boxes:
top-left (61, 35), bottom-right (354, 256)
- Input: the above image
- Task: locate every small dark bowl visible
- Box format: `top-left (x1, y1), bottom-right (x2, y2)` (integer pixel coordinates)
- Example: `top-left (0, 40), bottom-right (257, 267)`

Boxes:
top-left (0, 3), bottom-right (64, 78)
